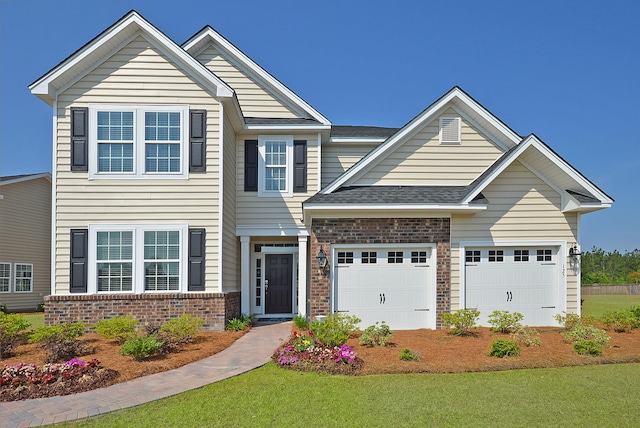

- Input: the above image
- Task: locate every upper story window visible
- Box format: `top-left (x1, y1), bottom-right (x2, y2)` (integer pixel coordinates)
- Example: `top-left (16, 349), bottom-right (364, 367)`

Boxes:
top-left (89, 105), bottom-right (188, 179)
top-left (258, 136), bottom-right (293, 196)
top-left (439, 117), bottom-right (461, 144)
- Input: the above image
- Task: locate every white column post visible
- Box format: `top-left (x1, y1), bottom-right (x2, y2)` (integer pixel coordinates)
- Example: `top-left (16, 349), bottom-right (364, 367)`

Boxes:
top-left (240, 236), bottom-right (251, 315)
top-left (297, 235), bottom-right (308, 317)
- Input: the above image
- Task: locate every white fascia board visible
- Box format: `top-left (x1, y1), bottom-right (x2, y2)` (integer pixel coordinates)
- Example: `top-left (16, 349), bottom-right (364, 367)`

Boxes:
top-left (235, 225), bottom-right (310, 237)
top-left (322, 88), bottom-right (519, 194)
top-left (303, 203), bottom-right (487, 211)
top-left (30, 12), bottom-right (233, 104)
top-left (244, 124), bottom-right (331, 131)
top-left (328, 137), bottom-right (387, 143)
top-left (0, 173), bottom-right (51, 186)
top-left (183, 27), bottom-right (331, 125)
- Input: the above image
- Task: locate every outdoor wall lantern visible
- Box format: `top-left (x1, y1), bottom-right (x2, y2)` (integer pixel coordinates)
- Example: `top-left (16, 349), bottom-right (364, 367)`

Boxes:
top-left (316, 247), bottom-right (328, 270)
top-left (569, 244), bottom-right (582, 260)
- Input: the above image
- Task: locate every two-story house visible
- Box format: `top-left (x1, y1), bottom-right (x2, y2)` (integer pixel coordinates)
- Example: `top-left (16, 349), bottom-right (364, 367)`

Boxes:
top-left (29, 11), bottom-right (612, 330)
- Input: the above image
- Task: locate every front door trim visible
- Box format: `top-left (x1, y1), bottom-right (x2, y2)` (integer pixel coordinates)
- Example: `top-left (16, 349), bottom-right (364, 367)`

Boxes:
top-left (251, 246), bottom-right (298, 317)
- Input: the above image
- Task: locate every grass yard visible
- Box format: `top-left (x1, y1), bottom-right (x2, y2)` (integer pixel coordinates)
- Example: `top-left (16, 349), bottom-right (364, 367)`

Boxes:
top-left (581, 294), bottom-right (640, 318)
top-left (63, 362), bottom-right (640, 427)
top-left (11, 312), bottom-right (45, 330)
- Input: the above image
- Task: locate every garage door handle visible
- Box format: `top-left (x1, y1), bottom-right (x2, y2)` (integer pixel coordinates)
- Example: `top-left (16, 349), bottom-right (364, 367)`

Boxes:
top-left (380, 293), bottom-right (386, 304)
top-left (336, 310), bottom-right (350, 313)
top-left (414, 309), bottom-right (430, 311)
top-left (541, 306), bottom-right (556, 309)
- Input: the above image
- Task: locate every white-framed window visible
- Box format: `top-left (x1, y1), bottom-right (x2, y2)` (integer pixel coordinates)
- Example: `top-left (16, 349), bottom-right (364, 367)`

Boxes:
top-left (89, 105), bottom-right (189, 179)
top-left (361, 251), bottom-right (377, 264)
top-left (440, 117), bottom-right (461, 144)
top-left (514, 249), bottom-right (530, 262)
top-left (0, 263), bottom-right (10, 293)
top-left (89, 224), bottom-right (188, 294)
top-left (337, 251), bottom-right (354, 264)
top-left (465, 250), bottom-right (481, 263)
top-left (258, 135), bottom-right (293, 196)
top-left (14, 264), bottom-right (33, 292)
top-left (488, 250), bottom-right (504, 262)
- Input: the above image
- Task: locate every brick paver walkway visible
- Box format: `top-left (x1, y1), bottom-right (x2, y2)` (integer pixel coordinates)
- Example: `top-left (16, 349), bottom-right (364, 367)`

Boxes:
top-left (0, 321), bottom-right (291, 427)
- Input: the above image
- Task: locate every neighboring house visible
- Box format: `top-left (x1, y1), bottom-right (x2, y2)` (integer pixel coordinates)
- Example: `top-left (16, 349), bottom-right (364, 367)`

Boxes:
top-left (0, 173), bottom-right (51, 311)
top-left (29, 11), bottom-right (612, 331)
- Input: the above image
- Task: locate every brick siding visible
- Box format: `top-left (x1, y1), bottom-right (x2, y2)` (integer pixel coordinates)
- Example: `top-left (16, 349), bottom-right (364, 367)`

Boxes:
top-left (44, 292), bottom-right (240, 331)
top-left (310, 218), bottom-right (450, 328)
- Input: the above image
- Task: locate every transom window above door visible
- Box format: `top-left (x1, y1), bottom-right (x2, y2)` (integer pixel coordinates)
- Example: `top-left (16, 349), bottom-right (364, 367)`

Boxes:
top-left (89, 105), bottom-right (188, 179)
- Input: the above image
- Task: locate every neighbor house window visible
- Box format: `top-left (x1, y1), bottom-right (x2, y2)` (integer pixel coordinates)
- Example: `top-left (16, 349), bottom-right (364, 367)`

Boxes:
top-left (14, 264), bottom-right (33, 292)
top-left (258, 136), bottom-right (293, 196)
top-left (0, 263), bottom-right (10, 293)
top-left (90, 106), bottom-right (188, 179)
top-left (90, 225), bottom-right (187, 294)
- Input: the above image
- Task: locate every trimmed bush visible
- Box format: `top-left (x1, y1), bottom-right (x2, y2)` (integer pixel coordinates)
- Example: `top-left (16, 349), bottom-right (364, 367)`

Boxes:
top-left (359, 321), bottom-right (393, 347)
top-left (94, 316), bottom-right (139, 343)
top-left (573, 339), bottom-right (603, 356)
top-left (310, 313), bottom-right (361, 347)
top-left (160, 314), bottom-right (204, 348)
top-left (488, 310), bottom-right (523, 334)
top-left (0, 312), bottom-right (31, 358)
top-left (29, 322), bottom-right (89, 362)
top-left (511, 326), bottom-right (542, 347)
top-left (554, 313), bottom-right (595, 329)
top-left (399, 348), bottom-right (420, 361)
top-left (226, 314), bottom-right (253, 331)
top-left (561, 324), bottom-right (610, 347)
top-left (120, 335), bottom-right (164, 361)
top-left (489, 339), bottom-right (521, 358)
top-left (441, 309), bottom-right (480, 336)
top-left (602, 310), bottom-right (635, 332)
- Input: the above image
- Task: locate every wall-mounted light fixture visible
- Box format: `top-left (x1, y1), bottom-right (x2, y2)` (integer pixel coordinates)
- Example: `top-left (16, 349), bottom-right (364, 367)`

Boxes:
top-left (316, 247), bottom-right (328, 270)
top-left (569, 244), bottom-right (582, 259)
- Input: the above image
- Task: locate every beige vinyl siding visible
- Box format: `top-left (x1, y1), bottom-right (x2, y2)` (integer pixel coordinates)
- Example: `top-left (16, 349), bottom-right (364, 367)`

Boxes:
top-left (196, 45), bottom-right (301, 118)
top-left (54, 33), bottom-right (221, 294)
top-left (321, 142), bottom-right (378, 188)
top-left (236, 134), bottom-right (319, 229)
top-left (450, 161), bottom-right (579, 312)
top-left (221, 113), bottom-right (239, 292)
top-left (0, 177), bottom-right (51, 310)
top-left (355, 110), bottom-right (503, 186)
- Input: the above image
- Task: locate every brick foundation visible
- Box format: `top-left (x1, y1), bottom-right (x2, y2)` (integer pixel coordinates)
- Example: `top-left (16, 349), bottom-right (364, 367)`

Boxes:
top-left (310, 218), bottom-right (450, 328)
top-left (44, 292), bottom-right (241, 332)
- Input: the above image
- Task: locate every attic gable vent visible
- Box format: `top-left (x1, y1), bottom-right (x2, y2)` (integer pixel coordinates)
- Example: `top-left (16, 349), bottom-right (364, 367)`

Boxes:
top-left (440, 117), bottom-right (461, 144)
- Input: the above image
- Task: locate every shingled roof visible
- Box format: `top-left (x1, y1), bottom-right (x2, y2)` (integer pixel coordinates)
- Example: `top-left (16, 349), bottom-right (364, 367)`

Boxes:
top-left (330, 125), bottom-right (399, 139)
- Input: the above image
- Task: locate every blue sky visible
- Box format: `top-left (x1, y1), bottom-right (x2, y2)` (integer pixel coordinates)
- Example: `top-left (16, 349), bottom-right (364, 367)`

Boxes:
top-left (1, 0), bottom-right (638, 252)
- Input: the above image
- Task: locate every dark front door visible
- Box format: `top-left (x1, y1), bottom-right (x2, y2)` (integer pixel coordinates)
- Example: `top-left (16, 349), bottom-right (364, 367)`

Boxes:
top-left (265, 254), bottom-right (293, 314)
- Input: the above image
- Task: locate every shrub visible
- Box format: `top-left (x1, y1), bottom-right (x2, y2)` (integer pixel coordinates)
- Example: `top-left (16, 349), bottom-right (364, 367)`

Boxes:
top-left (489, 339), bottom-right (521, 358)
top-left (561, 324), bottom-right (610, 346)
top-left (511, 326), bottom-right (542, 347)
top-left (399, 348), bottom-right (420, 361)
top-left (292, 314), bottom-right (309, 330)
top-left (226, 314), bottom-right (253, 331)
top-left (441, 309), bottom-right (480, 336)
top-left (573, 339), bottom-right (603, 356)
top-left (0, 303), bottom-right (6, 314)
top-left (627, 305), bottom-right (640, 328)
top-left (488, 310), bottom-right (523, 334)
top-left (36, 301), bottom-right (45, 312)
top-left (602, 310), bottom-right (635, 333)
top-left (310, 313), bottom-right (361, 347)
top-left (29, 322), bottom-right (89, 362)
top-left (160, 314), bottom-right (205, 347)
top-left (359, 321), bottom-right (393, 347)
top-left (94, 316), bottom-right (139, 343)
top-left (120, 334), bottom-right (164, 361)
top-left (0, 312), bottom-right (31, 358)
top-left (554, 312), bottom-right (595, 329)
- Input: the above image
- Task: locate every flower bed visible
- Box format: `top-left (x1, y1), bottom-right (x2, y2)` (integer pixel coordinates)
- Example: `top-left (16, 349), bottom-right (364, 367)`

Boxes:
top-left (1, 358), bottom-right (118, 401)
top-left (272, 330), bottom-right (364, 375)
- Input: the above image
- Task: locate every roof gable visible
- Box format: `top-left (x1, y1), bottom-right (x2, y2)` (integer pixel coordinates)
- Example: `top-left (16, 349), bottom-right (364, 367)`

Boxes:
top-left (0, 173), bottom-right (51, 186)
top-left (29, 10), bottom-right (233, 105)
top-left (182, 26), bottom-right (330, 125)
top-left (322, 87), bottom-right (522, 193)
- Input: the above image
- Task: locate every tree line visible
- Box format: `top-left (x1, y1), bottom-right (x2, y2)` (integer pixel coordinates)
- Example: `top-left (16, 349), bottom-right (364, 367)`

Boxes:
top-left (581, 247), bottom-right (640, 285)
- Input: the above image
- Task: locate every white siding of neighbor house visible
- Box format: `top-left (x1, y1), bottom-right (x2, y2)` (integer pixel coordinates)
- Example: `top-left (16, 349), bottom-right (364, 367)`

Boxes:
top-left (450, 161), bottom-right (579, 312)
top-left (236, 133), bottom-right (319, 229)
top-left (221, 113), bottom-right (240, 292)
top-left (354, 109), bottom-right (504, 186)
top-left (54, 34), bottom-right (221, 294)
top-left (321, 142), bottom-right (378, 188)
top-left (0, 177), bottom-right (51, 310)
top-left (195, 44), bottom-right (302, 118)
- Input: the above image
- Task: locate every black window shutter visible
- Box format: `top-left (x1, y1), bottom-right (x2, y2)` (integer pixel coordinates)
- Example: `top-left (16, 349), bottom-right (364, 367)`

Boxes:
top-left (69, 229), bottom-right (88, 293)
top-left (70, 107), bottom-right (88, 171)
top-left (189, 109), bottom-right (207, 172)
top-left (244, 140), bottom-right (258, 191)
top-left (293, 140), bottom-right (307, 193)
top-left (188, 228), bottom-right (206, 291)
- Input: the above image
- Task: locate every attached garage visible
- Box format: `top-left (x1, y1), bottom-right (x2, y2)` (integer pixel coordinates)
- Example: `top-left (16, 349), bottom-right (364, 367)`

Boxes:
top-left (464, 245), bottom-right (564, 326)
top-left (332, 245), bottom-right (436, 330)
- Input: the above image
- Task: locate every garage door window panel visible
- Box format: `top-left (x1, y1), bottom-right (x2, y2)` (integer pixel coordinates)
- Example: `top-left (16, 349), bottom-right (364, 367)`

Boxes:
top-left (388, 251), bottom-right (403, 263)
top-left (411, 251), bottom-right (427, 263)
top-left (537, 249), bottom-right (552, 262)
top-left (337, 252), bottom-right (354, 264)
top-left (466, 250), bottom-right (480, 263)
top-left (514, 250), bottom-right (529, 262)
top-left (361, 252), bottom-right (377, 264)
top-left (489, 250), bottom-right (504, 262)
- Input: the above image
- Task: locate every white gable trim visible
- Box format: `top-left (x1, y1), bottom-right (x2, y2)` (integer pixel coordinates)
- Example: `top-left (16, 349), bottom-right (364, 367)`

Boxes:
top-left (464, 135), bottom-right (613, 206)
top-left (322, 87), bottom-right (520, 194)
top-left (30, 11), bottom-right (233, 105)
top-left (183, 27), bottom-right (331, 126)
top-left (0, 173), bottom-right (51, 186)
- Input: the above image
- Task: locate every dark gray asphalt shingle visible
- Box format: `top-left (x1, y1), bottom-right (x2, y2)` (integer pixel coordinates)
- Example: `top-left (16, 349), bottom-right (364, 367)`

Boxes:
top-left (0, 173), bottom-right (41, 182)
top-left (330, 125), bottom-right (399, 139)
top-left (244, 117), bottom-right (321, 125)
top-left (566, 189), bottom-right (600, 203)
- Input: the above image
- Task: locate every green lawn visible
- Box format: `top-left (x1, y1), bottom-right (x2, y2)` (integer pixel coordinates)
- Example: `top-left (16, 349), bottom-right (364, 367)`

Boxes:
top-left (17, 312), bottom-right (45, 330)
top-left (581, 294), bottom-right (640, 318)
top-left (63, 362), bottom-right (640, 427)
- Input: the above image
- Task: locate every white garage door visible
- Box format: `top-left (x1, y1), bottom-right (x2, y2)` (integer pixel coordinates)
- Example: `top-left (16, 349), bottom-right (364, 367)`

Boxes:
top-left (333, 246), bottom-right (435, 330)
top-left (465, 246), bottom-right (560, 326)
